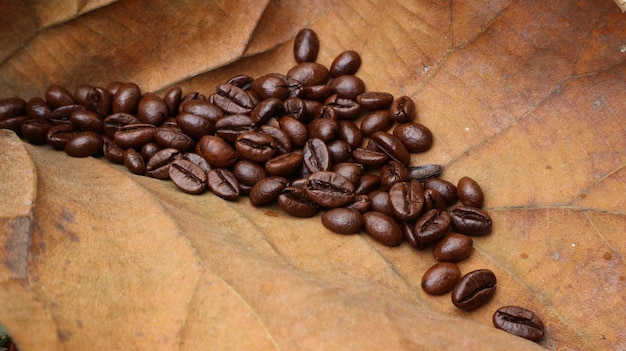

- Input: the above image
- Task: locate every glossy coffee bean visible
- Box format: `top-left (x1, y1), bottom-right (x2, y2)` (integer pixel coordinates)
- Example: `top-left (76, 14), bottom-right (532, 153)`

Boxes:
top-left (433, 233), bottom-right (473, 262)
top-left (74, 84), bottom-right (93, 107)
top-left (324, 94), bottom-right (361, 120)
top-left (352, 148), bottom-right (388, 169)
top-left (287, 62), bottom-right (329, 87)
top-left (457, 176), bottom-right (485, 208)
top-left (114, 124), bottom-right (156, 149)
top-left (379, 160), bottom-right (408, 191)
top-left (370, 132), bottom-right (410, 166)
top-left (226, 74), bottom-right (254, 90)
top-left (0, 115), bottom-right (28, 133)
top-left (0, 97), bottom-right (26, 119)
top-left (301, 84), bottom-right (334, 101)
top-left (278, 186), bottom-right (318, 217)
top-left (169, 158), bottom-right (208, 194)
top-left (293, 28), bottom-right (320, 63)
top-left (45, 85), bottom-right (75, 109)
top-left (493, 306), bottom-right (545, 342)
top-left (347, 194), bottom-right (371, 213)
top-left (330, 50), bottom-right (361, 77)
top-left (70, 110), bottom-right (104, 133)
top-left (252, 73), bottom-right (301, 101)
top-left (307, 117), bottom-right (338, 142)
top-left (423, 188), bottom-right (447, 212)
top-left (207, 168), bottom-right (240, 200)
top-left (337, 120), bottom-right (362, 150)
top-left (265, 152), bottom-right (303, 176)
top-left (449, 206), bottom-right (492, 236)
top-left (368, 190), bottom-right (394, 216)
top-left (305, 171), bottom-right (355, 208)
top-left (140, 142), bottom-right (161, 161)
top-left (155, 127), bottom-right (194, 151)
top-left (259, 125), bottom-right (292, 154)
top-left (327, 139), bottom-right (351, 164)
top-left (389, 180), bottom-right (424, 221)
top-left (181, 99), bottom-right (224, 124)
top-left (103, 113), bottom-right (141, 138)
top-left (402, 220), bottom-right (426, 250)
top-left (414, 209), bottom-right (451, 243)
top-left (46, 124), bottom-right (79, 149)
top-left (103, 137), bottom-right (125, 164)
top-left (421, 262), bottom-right (461, 295)
top-left (332, 162), bottom-right (363, 185)
top-left (50, 104), bottom-right (85, 125)
top-left (214, 114), bottom-right (254, 143)
top-left (105, 81), bottom-right (124, 97)
top-left (124, 148), bottom-right (146, 175)
top-left (21, 119), bottom-right (52, 144)
top-left (26, 97), bottom-right (52, 119)
top-left (112, 82), bottom-right (141, 114)
top-left (393, 122), bottom-right (433, 153)
top-left (279, 116), bottom-right (308, 148)
top-left (451, 269), bottom-right (497, 310)
top-left (423, 178), bottom-right (457, 206)
top-left (146, 148), bottom-right (181, 179)
top-left (83, 86), bottom-right (112, 117)
top-left (360, 110), bottom-right (393, 137)
top-left (328, 75), bottom-right (365, 100)
top-left (197, 135), bottom-right (237, 169)
top-left (236, 131), bottom-right (278, 163)
top-left (232, 160), bottom-right (268, 187)
top-left (251, 97), bottom-right (284, 126)
top-left (356, 92), bottom-right (393, 110)
top-left (321, 207), bottom-right (364, 234)
top-left (211, 83), bottom-right (255, 115)
top-left (355, 173), bottom-right (380, 195)
top-left (363, 211), bottom-right (403, 247)
top-left (137, 93), bottom-right (168, 126)
top-left (389, 95), bottom-right (416, 123)
top-left (163, 86), bottom-right (182, 116)
top-left (408, 164), bottom-right (442, 182)
top-left (249, 176), bottom-right (288, 206)
top-left (303, 138), bottom-right (331, 173)
top-left (64, 131), bottom-right (103, 157)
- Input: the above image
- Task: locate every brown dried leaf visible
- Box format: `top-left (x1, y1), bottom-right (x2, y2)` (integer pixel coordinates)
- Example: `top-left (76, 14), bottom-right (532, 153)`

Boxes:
top-left (1, 1), bottom-right (625, 350)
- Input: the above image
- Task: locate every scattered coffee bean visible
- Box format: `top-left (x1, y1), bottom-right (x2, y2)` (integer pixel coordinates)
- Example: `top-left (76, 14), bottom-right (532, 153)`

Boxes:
top-left (421, 262), bottom-right (461, 295)
top-left (493, 306), bottom-right (545, 342)
top-left (169, 158), bottom-right (208, 194)
top-left (433, 233), bottom-right (473, 262)
top-left (363, 211), bottom-right (403, 247)
top-left (321, 207), bottom-right (364, 234)
top-left (449, 205), bottom-right (493, 236)
top-left (451, 269), bottom-right (497, 310)
top-left (457, 176), bottom-right (485, 208)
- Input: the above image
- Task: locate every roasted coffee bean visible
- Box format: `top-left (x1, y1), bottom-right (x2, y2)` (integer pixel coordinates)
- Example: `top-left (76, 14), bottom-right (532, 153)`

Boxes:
top-left (449, 205), bottom-right (492, 236)
top-left (389, 95), bottom-right (416, 123)
top-left (207, 168), bottom-right (240, 200)
top-left (265, 152), bottom-right (303, 176)
top-left (279, 116), bottom-right (308, 148)
top-left (423, 177), bottom-right (458, 206)
top-left (103, 113), bottom-right (141, 138)
top-left (423, 188), bottom-right (447, 212)
top-left (355, 173), bottom-right (380, 195)
top-left (235, 131), bottom-right (278, 163)
top-left (84, 87), bottom-right (112, 117)
top-left (333, 162), bottom-right (363, 185)
top-left (154, 127), bottom-right (194, 151)
top-left (0, 97), bottom-right (26, 119)
top-left (227, 74), bottom-right (254, 90)
top-left (259, 125), bottom-right (292, 153)
top-left (232, 160), bottom-right (268, 187)
top-left (26, 97), bottom-right (52, 119)
top-left (65, 131), bottom-right (103, 157)
top-left (433, 233), bottom-right (473, 262)
top-left (328, 75), bottom-right (365, 100)
top-left (360, 110), bottom-right (393, 137)
top-left (321, 207), bottom-right (364, 234)
top-left (251, 97), bottom-right (284, 126)
top-left (330, 50), bottom-right (361, 77)
top-left (137, 93), bottom-right (168, 126)
top-left (197, 135), bottom-right (237, 169)
top-left (146, 148), bottom-right (181, 179)
top-left (407, 164), bottom-right (442, 181)
top-left (457, 176), bottom-right (485, 208)
top-left (181, 99), bottom-right (223, 125)
top-left (389, 180), bottom-right (424, 221)
top-left (70, 110), bottom-right (104, 133)
top-left (169, 158), bottom-right (208, 195)
top-left (124, 148), bottom-right (146, 175)
top-left (174, 113), bottom-right (214, 140)
top-left (140, 142), bottom-right (161, 161)
top-left (45, 84), bottom-right (75, 109)
top-left (414, 209), bottom-right (451, 243)
top-left (214, 114), bottom-right (254, 143)
top-left (163, 86), bottom-right (182, 117)
top-left (21, 119), bottom-right (52, 144)
top-left (283, 98), bottom-right (307, 121)
top-left (103, 137), bottom-right (125, 164)
top-left (370, 131), bottom-right (410, 166)
top-left (249, 176), bottom-right (288, 206)
top-left (211, 84), bottom-right (254, 115)
top-left (182, 152), bottom-right (211, 174)
top-left (112, 82), bottom-right (141, 114)
top-left (352, 148), bottom-right (388, 169)
top-left (327, 139), bottom-right (352, 164)
top-left (347, 194), bottom-right (371, 213)
top-left (114, 124), bottom-right (156, 149)
top-left (363, 211), bottom-right (403, 247)
top-left (305, 171), bottom-right (355, 208)
top-left (368, 190), bottom-right (394, 216)
top-left (278, 186), bottom-right (318, 217)
top-left (46, 124), bottom-right (79, 149)
top-left (178, 91), bottom-right (207, 114)
top-left (307, 117), bottom-right (338, 142)
top-left (105, 81), bottom-right (124, 97)
top-left (493, 306), bottom-right (545, 342)
top-left (303, 138), bottom-right (331, 173)
top-left (379, 160), bottom-right (409, 191)
top-left (421, 262), bottom-right (462, 295)
top-left (315, 104), bottom-right (338, 120)
top-left (393, 122), bottom-right (433, 153)
top-left (402, 220), bottom-right (427, 250)
top-left (301, 84), bottom-right (334, 101)
top-left (293, 28), bottom-right (320, 63)
top-left (451, 269), bottom-right (497, 310)
top-left (335, 120), bottom-right (361, 150)
top-left (73, 84), bottom-right (93, 107)
top-left (251, 73), bottom-right (301, 101)
top-left (324, 94), bottom-right (361, 120)
top-left (49, 104), bottom-right (85, 125)
top-left (0, 115), bottom-right (28, 133)
top-left (287, 62), bottom-right (329, 87)
top-left (356, 92), bottom-right (393, 111)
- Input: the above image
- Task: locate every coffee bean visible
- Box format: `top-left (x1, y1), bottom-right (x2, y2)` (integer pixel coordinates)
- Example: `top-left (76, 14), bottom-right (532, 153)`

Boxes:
top-left (124, 148), bottom-right (146, 175)
top-left (493, 306), bottom-right (545, 342)
top-left (105, 81), bottom-right (124, 97)
top-left (252, 73), bottom-right (301, 101)
top-left (324, 94), bottom-right (361, 120)
top-left (336, 120), bottom-right (363, 150)
top-left (45, 84), bottom-right (75, 109)
top-left (352, 148), bottom-right (389, 169)
top-left (355, 173), bottom-right (380, 195)
top-left (332, 162), bottom-right (363, 185)
top-left (293, 28), bottom-right (320, 63)
top-left (451, 269), bottom-right (497, 310)
top-left (421, 262), bottom-right (461, 295)
top-left (70, 110), bottom-right (104, 133)
top-left (84, 86), bottom-right (112, 117)
top-left (347, 194), bottom-right (371, 213)
top-left (137, 93), bottom-right (168, 126)
top-left (46, 124), bottom-right (79, 149)
top-left (407, 164), bottom-right (442, 182)
top-left (211, 83), bottom-right (255, 115)
top-left (155, 127), bottom-right (194, 151)
top-left (26, 97), bottom-right (52, 119)
top-left (235, 131), bottom-right (278, 163)
top-left (367, 190), bottom-right (394, 216)
top-left (226, 74), bottom-right (254, 90)
top-left (50, 104), bottom-right (85, 125)
top-left (0, 97), bottom-right (26, 119)
top-left (197, 135), bottom-right (237, 169)
top-left (402, 220), bottom-right (426, 250)
top-left (360, 110), bottom-right (393, 137)
top-left (103, 137), bottom-right (125, 164)
top-left (169, 158), bottom-right (208, 194)
top-left (279, 116), bottom-right (309, 148)
top-left (287, 62), bottom-right (329, 87)
top-left (389, 180), bottom-right (424, 221)
top-left (328, 75), bottom-right (365, 100)
top-left (140, 142), bottom-right (161, 161)
top-left (330, 50), bottom-right (362, 77)
top-left (433, 233), bottom-right (473, 262)
top-left (449, 205), bottom-right (492, 236)
top-left (251, 97), bottom-right (284, 126)
top-left (457, 176), bottom-right (485, 208)
top-left (393, 122), bottom-right (433, 153)
top-left (65, 131), bottom-right (103, 157)
top-left (379, 160), bottom-right (408, 191)
top-left (370, 131), bottom-right (411, 166)
top-left (21, 119), bottom-right (52, 144)
top-left (113, 123), bottom-right (156, 149)
top-left (327, 139), bottom-right (352, 164)
top-left (414, 209), bottom-right (451, 243)
top-left (307, 117), bottom-right (338, 142)
top-left (265, 152), bottom-right (303, 176)
top-left (277, 186), bottom-right (318, 217)
top-left (249, 176), bottom-right (288, 206)
top-left (214, 114), bottom-right (254, 143)
top-left (305, 171), bottom-right (355, 208)
top-left (232, 160), bottom-right (268, 187)
top-left (423, 188), bottom-right (447, 212)
top-left (389, 95), bottom-right (416, 123)
top-left (363, 211), bottom-right (403, 247)
top-left (259, 125), bottom-right (292, 154)
top-left (356, 92), bottom-right (393, 111)
top-left (112, 82), bottom-right (141, 114)
top-left (146, 148), bottom-right (181, 179)
top-left (181, 99), bottom-right (224, 125)
top-left (321, 207), bottom-right (364, 234)
top-left (207, 168), bottom-right (240, 200)
top-left (73, 84), bottom-right (93, 107)
top-left (423, 178), bottom-right (457, 206)
top-left (303, 138), bottom-right (331, 173)
top-left (103, 113), bottom-right (141, 138)
top-left (301, 84), bottom-right (334, 101)
top-left (163, 86), bottom-right (182, 117)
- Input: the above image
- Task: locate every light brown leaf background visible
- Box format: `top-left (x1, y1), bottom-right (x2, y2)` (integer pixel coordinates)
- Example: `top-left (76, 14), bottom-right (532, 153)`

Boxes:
top-left (1, 1), bottom-right (625, 350)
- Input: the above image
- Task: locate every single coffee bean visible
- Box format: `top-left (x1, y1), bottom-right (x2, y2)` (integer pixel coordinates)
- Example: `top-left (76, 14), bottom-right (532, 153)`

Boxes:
top-left (197, 135), bottom-right (237, 169)
top-left (141, 142), bottom-right (161, 161)
top-left (26, 96), bottom-right (52, 119)
top-left (287, 62), bottom-right (329, 87)
top-left (393, 122), bottom-right (433, 153)
top-left (74, 84), bottom-right (93, 107)
top-left (46, 124), bottom-right (79, 149)
top-left (457, 176), bottom-right (485, 208)
top-left (352, 148), bottom-right (388, 169)
top-left (414, 209), bottom-right (452, 243)
top-left (327, 139), bottom-right (352, 164)
top-left (137, 93), bottom-right (168, 126)
top-left (370, 131), bottom-right (410, 166)
top-left (103, 113), bottom-right (141, 138)
top-left (176, 112), bottom-right (215, 140)
top-left (155, 127), bottom-right (194, 152)
top-left (277, 186), bottom-right (318, 217)
top-left (421, 262), bottom-right (462, 295)
top-left (407, 164), bottom-right (442, 181)
top-left (328, 75), bottom-right (365, 100)
top-left (279, 116), bottom-right (308, 148)
top-left (303, 138), bottom-right (331, 173)
top-left (178, 91), bottom-right (207, 114)
top-left (235, 131), bottom-right (278, 163)
top-left (332, 162), bottom-right (363, 185)
top-left (336, 120), bottom-right (363, 150)
top-left (389, 180), bottom-right (424, 221)
top-left (163, 86), bottom-right (182, 117)
top-left (103, 137), bottom-right (125, 164)
top-left (355, 173), bottom-right (380, 195)
top-left (368, 190), bottom-right (394, 217)
top-left (356, 92), bottom-right (394, 110)
top-left (70, 110), bottom-right (104, 133)
top-left (112, 82), bottom-right (142, 114)
top-left (226, 74), bottom-right (254, 90)
top-left (105, 81), bottom-right (124, 97)
top-left (169, 158), bottom-right (208, 195)
top-left (211, 83), bottom-right (255, 115)
top-left (251, 97), bottom-right (284, 126)
top-left (214, 114), bottom-right (254, 143)
top-left (181, 152), bottom-right (211, 174)
top-left (360, 110), bottom-right (393, 137)
top-left (0, 97), bottom-right (26, 119)
top-left (347, 194), bottom-right (371, 213)
top-left (423, 188), bottom-right (447, 212)
top-left (362, 211), bottom-right (403, 247)
top-left (451, 269), bottom-right (497, 310)
top-left (0, 115), bottom-right (28, 133)
top-left (20, 119), bottom-right (52, 144)
top-left (379, 160), bottom-right (409, 191)
top-left (232, 160), bottom-right (268, 187)
top-left (321, 207), bottom-right (364, 234)
top-left (293, 28), bottom-right (320, 63)
top-left (113, 123), bottom-right (156, 149)
top-left (249, 176), bottom-right (289, 206)
top-left (307, 117), bottom-right (338, 142)
top-left (493, 306), bottom-right (545, 342)
top-left (65, 131), bottom-right (103, 157)
top-left (305, 171), bottom-right (355, 208)
top-left (251, 73), bottom-right (301, 101)
top-left (329, 50), bottom-right (361, 77)
top-left (389, 95), bottom-right (416, 123)
top-left (265, 152), bottom-right (303, 176)
top-left (423, 177), bottom-right (457, 206)
top-left (146, 148), bottom-right (181, 179)
top-left (84, 86), bottom-right (112, 117)
top-left (449, 205), bottom-right (492, 236)
top-left (301, 84), bottom-right (334, 101)
top-left (49, 104), bottom-right (85, 125)
top-left (433, 233), bottom-right (473, 262)
top-left (45, 84), bottom-right (75, 109)
top-left (402, 220), bottom-right (427, 250)
top-left (324, 94), bottom-right (361, 120)
top-left (259, 125), bottom-right (293, 154)
top-left (181, 99), bottom-right (223, 125)
top-left (124, 148), bottom-right (146, 175)
top-left (207, 168), bottom-right (240, 200)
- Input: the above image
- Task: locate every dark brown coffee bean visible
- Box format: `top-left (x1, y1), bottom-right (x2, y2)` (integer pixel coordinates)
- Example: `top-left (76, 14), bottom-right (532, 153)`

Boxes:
top-left (251, 73), bottom-right (301, 101)
top-left (259, 125), bottom-right (292, 154)
top-left (352, 148), bottom-right (388, 169)
top-left (322, 207), bottom-right (364, 234)
top-left (0, 97), bottom-right (26, 119)
top-left (251, 97), bottom-right (284, 126)
top-left (174, 113), bottom-right (214, 140)
top-left (368, 190), bottom-right (394, 216)
top-left (235, 131), bottom-right (277, 163)
top-left (327, 139), bottom-right (351, 164)
top-left (103, 113), bottom-right (141, 138)
top-left (103, 137), bottom-right (125, 164)
top-left (356, 92), bottom-right (394, 111)
top-left (26, 97), bottom-right (52, 119)
top-left (114, 124), bottom-right (156, 149)
top-left (163, 86), bottom-right (182, 117)
top-left (328, 75), bottom-right (365, 100)
top-left (360, 110), bottom-right (393, 137)
top-left (332, 162), bottom-right (363, 185)
top-left (46, 124), bottom-right (79, 149)
top-left (45, 84), bottom-right (75, 109)
top-left (211, 83), bottom-right (255, 115)
top-left (324, 94), bottom-right (361, 120)
top-left (330, 50), bottom-right (361, 77)
top-left (21, 119), bottom-right (52, 144)
top-left (423, 188), bottom-right (447, 212)
top-left (457, 176), bottom-right (485, 208)
top-left (301, 84), bottom-right (334, 101)
top-left (70, 110), bottom-right (104, 133)
top-left (49, 104), bottom-right (85, 125)
top-left (347, 194), bottom-right (371, 213)
top-left (305, 171), bottom-right (355, 208)
top-left (336, 120), bottom-right (362, 150)
top-left (105, 81), bottom-right (124, 97)
top-left (227, 74), bottom-right (254, 90)
top-left (214, 114), bottom-right (254, 143)
top-left (402, 220), bottom-right (427, 250)
top-left (433, 233), bottom-right (473, 262)
top-left (283, 98), bottom-right (308, 121)
top-left (249, 176), bottom-right (289, 206)
top-left (449, 206), bottom-right (492, 236)
top-left (421, 262), bottom-right (462, 295)
top-left (179, 91), bottom-right (207, 113)
top-left (307, 118), bottom-right (338, 142)
top-left (140, 142), bottom-right (161, 161)
top-left (293, 28), bottom-right (319, 63)
top-left (423, 178), bottom-right (457, 206)
top-left (232, 160), bottom-right (268, 187)
top-left (389, 95), bottom-right (416, 123)
top-left (355, 173), bottom-right (380, 195)
top-left (407, 164), bottom-right (443, 182)
top-left (493, 306), bottom-right (545, 342)
top-left (287, 62), bottom-right (329, 87)
top-left (265, 152), bottom-right (303, 176)
top-left (169, 158), bottom-right (208, 195)
top-left (146, 148), bottom-right (181, 179)
top-left (289, 178), bottom-right (308, 188)
top-left (83, 87), bottom-right (112, 117)
top-left (370, 132), bottom-right (410, 166)
top-left (207, 168), bottom-right (240, 200)
top-left (0, 115), bottom-right (28, 133)
top-left (112, 82), bottom-right (141, 114)
top-left (393, 122), bottom-right (433, 153)
top-left (65, 131), bottom-right (103, 157)
top-left (415, 209), bottom-right (451, 243)
top-left (154, 127), bottom-right (194, 152)
top-left (124, 148), bottom-right (146, 175)
top-left (451, 269), bottom-right (497, 310)
top-left (181, 99), bottom-right (223, 125)
top-left (197, 135), bottom-right (237, 169)
top-left (279, 116), bottom-right (309, 148)
top-left (137, 93), bottom-right (167, 126)
top-left (389, 180), bottom-right (424, 221)
top-left (303, 138), bottom-right (331, 173)
top-left (182, 152), bottom-right (210, 174)
top-left (74, 84), bottom-right (93, 107)
top-left (278, 186), bottom-right (318, 217)
top-left (363, 211), bottom-right (403, 247)
top-left (379, 160), bottom-right (409, 191)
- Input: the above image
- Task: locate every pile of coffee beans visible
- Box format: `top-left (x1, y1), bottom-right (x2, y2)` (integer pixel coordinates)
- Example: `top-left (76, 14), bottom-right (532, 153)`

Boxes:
top-left (0, 28), bottom-right (544, 343)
